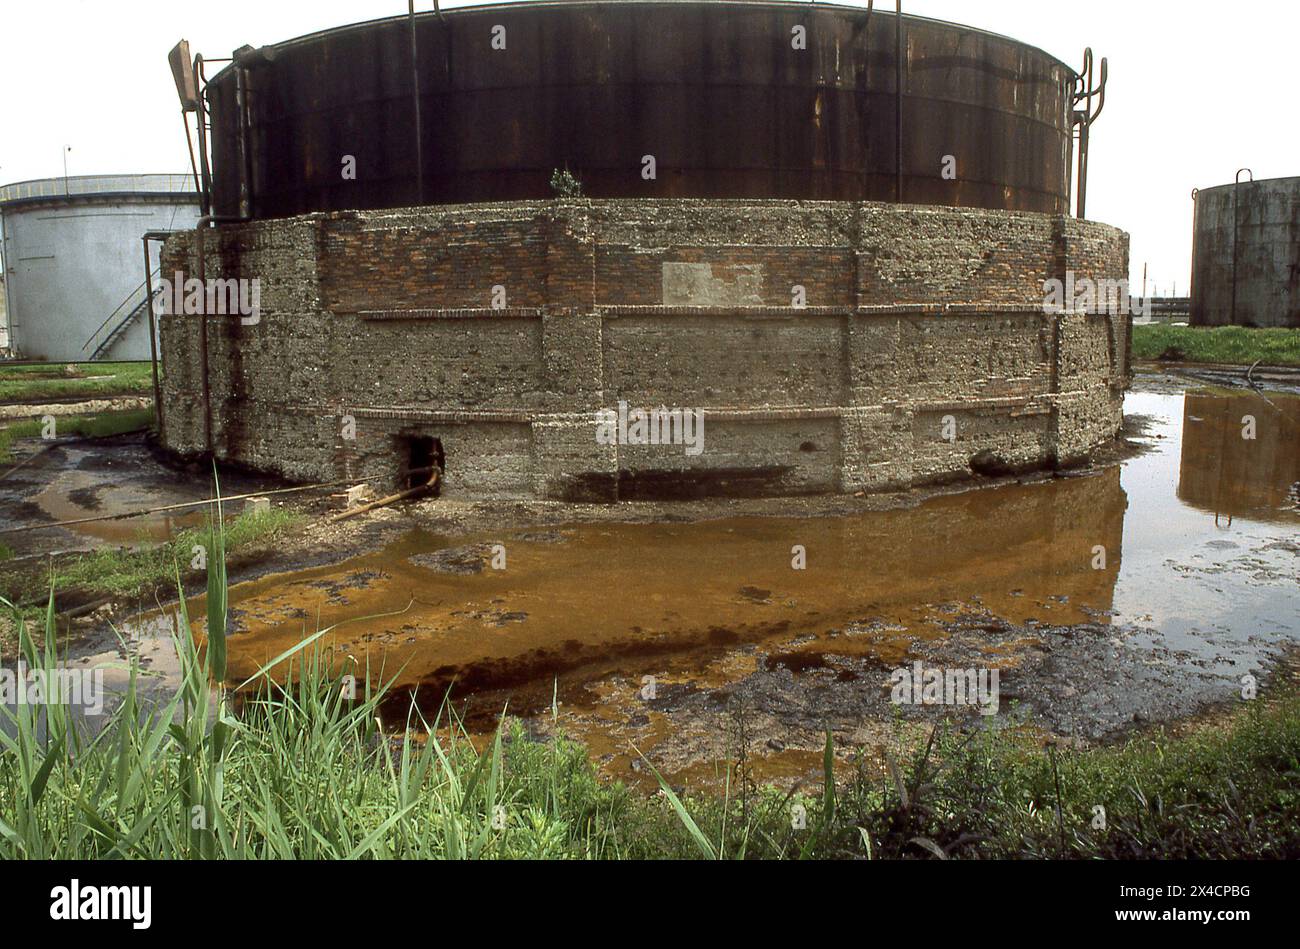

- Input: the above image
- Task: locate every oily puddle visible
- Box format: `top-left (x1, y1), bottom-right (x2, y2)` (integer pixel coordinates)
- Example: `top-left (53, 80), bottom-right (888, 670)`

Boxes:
top-left (156, 384), bottom-right (1298, 790)
top-left (204, 466), bottom-right (1123, 678)
top-left (4, 441), bottom-right (260, 555)
top-left (31, 471), bottom-right (205, 546)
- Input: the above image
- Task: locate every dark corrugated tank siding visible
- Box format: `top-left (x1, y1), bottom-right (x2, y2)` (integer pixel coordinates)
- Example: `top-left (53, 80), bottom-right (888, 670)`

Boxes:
top-left (208, 1), bottom-right (1076, 219)
top-left (1190, 177), bottom-right (1300, 328)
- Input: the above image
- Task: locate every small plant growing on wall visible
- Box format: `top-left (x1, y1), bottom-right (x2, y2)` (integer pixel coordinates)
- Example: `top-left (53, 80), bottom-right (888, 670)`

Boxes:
top-left (550, 167), bottom-right (583, 197)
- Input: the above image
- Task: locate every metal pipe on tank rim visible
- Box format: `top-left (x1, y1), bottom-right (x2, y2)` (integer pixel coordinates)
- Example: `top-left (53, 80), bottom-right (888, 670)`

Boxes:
top-left (1079, 54), bottom-right (1108, 218)
top-left (409, 1), bottom-right (425, 205)
top-left (193, 55), bottom-right (213, 217)
top-left (1078, 51), bottom-right (1093, 219)
top-left (181, 112), bottom-right (203, 201)
top-left (895, 1), bottom-right (904, 203)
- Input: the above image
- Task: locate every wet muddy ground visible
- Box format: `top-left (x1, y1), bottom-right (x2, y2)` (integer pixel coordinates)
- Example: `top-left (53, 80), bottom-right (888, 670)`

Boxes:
top-left (5, 371), bottom-right (1298, 790)
top-left (0, 439), bottom-right (275, 557)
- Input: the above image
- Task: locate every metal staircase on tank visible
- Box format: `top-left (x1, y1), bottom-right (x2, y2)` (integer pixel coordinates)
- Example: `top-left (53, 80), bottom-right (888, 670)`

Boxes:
top-left (82, 271), bottom-right (163, 361)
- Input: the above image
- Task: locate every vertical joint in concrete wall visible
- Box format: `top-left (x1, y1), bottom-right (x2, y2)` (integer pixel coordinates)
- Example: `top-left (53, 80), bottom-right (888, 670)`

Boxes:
top-left (540, 201), bottom-right (602, 411)
top-left (542, 200), bottom-right (596, 312)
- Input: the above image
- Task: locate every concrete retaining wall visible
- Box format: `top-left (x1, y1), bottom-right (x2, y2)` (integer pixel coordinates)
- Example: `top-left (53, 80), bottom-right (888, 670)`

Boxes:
top-left (159, 199), bottom-right (1131, 500)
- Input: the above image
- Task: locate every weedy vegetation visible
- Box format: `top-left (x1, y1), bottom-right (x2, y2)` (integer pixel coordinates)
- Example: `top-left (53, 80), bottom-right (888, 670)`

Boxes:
top-left (1133, 325), bottom-right (1300, 367)
top-left (0, 407), bottom-right (156, 465)
top-left (0, 362), bottom-right (154, 404)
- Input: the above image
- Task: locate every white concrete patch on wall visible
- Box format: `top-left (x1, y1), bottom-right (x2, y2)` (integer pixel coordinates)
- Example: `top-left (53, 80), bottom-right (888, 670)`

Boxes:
top-left (662, 262), bottom-right (764, 307)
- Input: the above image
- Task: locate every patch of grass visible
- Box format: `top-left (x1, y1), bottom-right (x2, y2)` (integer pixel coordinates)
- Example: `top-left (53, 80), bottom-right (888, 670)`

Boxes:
top-left (0, 407), bottom-right (155, 464)
top-left (51, 507), bottom-right (300, 601)
top-left (642, 696), bottom-right (1300, 859)
top-left (0, 567), bottom-right (638, 859)
top-left (0, 362), bottom-right (154, 403)
top-left (855, 705), bottom-right (1300, 859)
top-left (0, 505), bottom-right (299, 614)
top-left (1133, 325), bottom-right (1300, 367)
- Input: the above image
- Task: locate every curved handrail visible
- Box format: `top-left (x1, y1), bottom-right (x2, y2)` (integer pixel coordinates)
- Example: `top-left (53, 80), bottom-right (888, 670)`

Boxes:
top-left (81, 267), bottom-right (162, 355)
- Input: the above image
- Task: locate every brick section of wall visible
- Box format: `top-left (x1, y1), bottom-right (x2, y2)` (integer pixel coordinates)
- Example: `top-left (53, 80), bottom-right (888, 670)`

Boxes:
top-left (158, 199), bottom-right (1131, 500)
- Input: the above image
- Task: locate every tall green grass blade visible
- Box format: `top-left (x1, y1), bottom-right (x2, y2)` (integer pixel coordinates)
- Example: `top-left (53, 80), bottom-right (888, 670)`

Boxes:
top-left (28, 734), bottom-right (63, 806)
top-left (206, 468), bottom-right (228, 685)
top-left (633, 745), bottom-right (717, 860)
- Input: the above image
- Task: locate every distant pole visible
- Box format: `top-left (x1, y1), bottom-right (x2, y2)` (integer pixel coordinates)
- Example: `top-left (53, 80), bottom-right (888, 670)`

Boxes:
top-left (62, 146), bottom-right (71, 195)
top-left (1142, 262), bottom-right (1147, 299)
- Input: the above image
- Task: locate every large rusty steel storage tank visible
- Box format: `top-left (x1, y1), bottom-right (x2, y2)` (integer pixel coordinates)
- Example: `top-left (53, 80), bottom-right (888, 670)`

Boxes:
top-left (1190, 175), bottom-right (1300, 328)
top-left (206, 0), bottom-right (1079, 218)
top-left (160, 0), bottom-right (1130, 502)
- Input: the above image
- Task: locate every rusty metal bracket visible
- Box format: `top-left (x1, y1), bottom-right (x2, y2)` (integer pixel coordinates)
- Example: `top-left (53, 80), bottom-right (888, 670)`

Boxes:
top-left (1072, 48), bottom-right (1108, 219)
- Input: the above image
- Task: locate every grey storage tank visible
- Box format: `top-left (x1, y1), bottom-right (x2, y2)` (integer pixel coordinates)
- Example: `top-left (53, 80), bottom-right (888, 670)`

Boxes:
top-left (1190, 174), bottom-right (1300, 328)
top-left (0, 174), bottom-right (200, 362)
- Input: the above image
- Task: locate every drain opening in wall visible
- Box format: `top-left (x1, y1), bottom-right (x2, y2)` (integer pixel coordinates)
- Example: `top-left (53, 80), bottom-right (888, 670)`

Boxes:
top-left (402, 435), bottom-right (444, 493)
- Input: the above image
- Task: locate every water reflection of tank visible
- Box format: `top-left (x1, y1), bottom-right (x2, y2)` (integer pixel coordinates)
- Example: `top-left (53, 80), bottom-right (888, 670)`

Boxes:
top-left (1190, 174), bottom-right (1300, 328)
top-left (1178, 390), bottom-right (1300, 521)
top-left (820, 464), bottom-right (1127, 618)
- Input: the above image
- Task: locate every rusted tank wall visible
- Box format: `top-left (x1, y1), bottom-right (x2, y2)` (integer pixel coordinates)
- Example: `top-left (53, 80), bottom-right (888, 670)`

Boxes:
top-left (208, 1), bottom-right (1076, 219)
top-left (1190, 176), bottom-right (1300, 328)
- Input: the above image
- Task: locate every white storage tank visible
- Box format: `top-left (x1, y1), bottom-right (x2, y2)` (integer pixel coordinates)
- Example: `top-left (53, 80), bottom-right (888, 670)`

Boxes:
top-left (0, 174), bottom-right (200, 361)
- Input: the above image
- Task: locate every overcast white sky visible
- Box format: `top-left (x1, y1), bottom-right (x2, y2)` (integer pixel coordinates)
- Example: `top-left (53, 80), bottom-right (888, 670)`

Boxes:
top-left (1, 0), bottom-right (1294, 292)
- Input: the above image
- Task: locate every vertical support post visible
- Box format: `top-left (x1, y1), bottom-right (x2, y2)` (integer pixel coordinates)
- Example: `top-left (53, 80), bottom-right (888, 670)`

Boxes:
top-left (142, 236), bottom-right (165, 442)
top-left (195, 221), bottom-right (212, 453)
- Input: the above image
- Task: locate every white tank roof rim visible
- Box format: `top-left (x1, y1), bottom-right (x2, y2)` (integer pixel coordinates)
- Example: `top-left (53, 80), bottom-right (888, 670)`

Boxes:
top-left (0, 174), bottom-right (198, 206)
